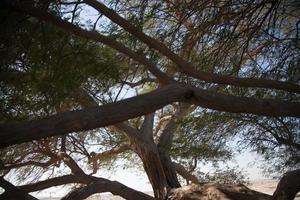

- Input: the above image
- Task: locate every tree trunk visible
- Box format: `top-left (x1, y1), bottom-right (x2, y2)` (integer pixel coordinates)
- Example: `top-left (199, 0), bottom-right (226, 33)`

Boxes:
top-left (133, 141), bottom-right (168, 200)
top-left (159, 150), bottom-right (181, 188)
top-left (157, 104), bottom-right (190, 188)
top-left (273, 169), bottom-right (300, 200)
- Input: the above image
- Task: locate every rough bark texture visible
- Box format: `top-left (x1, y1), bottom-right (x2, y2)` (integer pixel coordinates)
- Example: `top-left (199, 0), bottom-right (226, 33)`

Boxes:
top-left (76, 91), bottom-right (169, 199)
top-left (61, 180), bottom-right (154, 200)
top-left (158, 151), bottom-right (181, 188)
top-left (173, 162), bottom-right (200, 184)
top-left (0, 177), bottom-right (38, 200)
top-left (0, 85), bottom-right (185, 148)
top-left (157, 105), bottom-right (190, 188)
top-left (133, 141), bottom-right (168, 200)
top-left (7, 170), bottom-right (300, 200)
top-left (273, 169), bottom-right (300, 200)
top-left (18, 174), bottom-right (85, 193)
top-left (1, 84), bottom-right (299, 148)
top-left (167, 183), bottom-right (272, 200)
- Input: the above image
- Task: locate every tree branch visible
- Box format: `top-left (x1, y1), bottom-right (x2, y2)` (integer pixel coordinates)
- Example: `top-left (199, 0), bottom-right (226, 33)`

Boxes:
top-left (18, 174), bottom-right (154, 200)
top-left (93, 143), bottom-right (130, 162)
top-left (19, 174), bottom-right (83, 193)
top-left (83, 0), bottom-right (300, 94)
top-left (4, 0), bottom-right (173, 85)
top-left (61, 179), bottom-right (154, 200)
top-left (173, 162), bottom-right (200, 184)
top-left (0, 84), bottom-right (300, 148)
top-left (273, 169), bottom-right (300, 200)
top-left (0, 177), bottom-right (39, 200)
top-left (140, 113), bottom-right (155, 141)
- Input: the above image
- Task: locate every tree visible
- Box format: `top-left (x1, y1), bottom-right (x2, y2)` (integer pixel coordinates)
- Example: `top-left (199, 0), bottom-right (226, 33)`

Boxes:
top-left (0, 0), bottom-right (299, 199)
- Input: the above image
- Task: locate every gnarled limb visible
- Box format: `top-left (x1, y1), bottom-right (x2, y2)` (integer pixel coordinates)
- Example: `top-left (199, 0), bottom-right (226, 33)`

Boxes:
top-left (18, 174), bottom-right (84, 193)
top-left (132, 141), bottom-right (168, 200)
top-left (157, 104), bottom-right (192, 188)
top-left (1, 84), bottom-right (300, 148)
top-left (0, 84), bottom-right (185, 148)
top-left (18, 173), bottom-right (154, 200)
top-left (168, 183), bottom-right (272, 200)
top-left (0, 177), bottom-right (39, 200)
top-left (83, 0), bottom-right (300, 94)
top-left (75, 88), bottom-right (168, 199)
top-left (173, 162), bottom-right (200, 184)
top-left (273, 169), bottom-right (300, 200)
top-left (89, 143), bottom-right (130, 175)
top-left (61, 179), bottom-right (154, 200)
top-left (113, 114), bottom-right (168, 199)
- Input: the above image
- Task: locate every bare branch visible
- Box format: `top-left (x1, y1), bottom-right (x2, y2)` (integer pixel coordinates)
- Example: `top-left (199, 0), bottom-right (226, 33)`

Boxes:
top-left (173, 162), bottom-right (200, 184)
top-left (0, 177), bottom-right (39, 200)
top-left (61, 178), bottom-right (154, 200)
top-left (0, 84), bottom-right (300, 148)
top-left (18, 174), bottom-right (154, 200)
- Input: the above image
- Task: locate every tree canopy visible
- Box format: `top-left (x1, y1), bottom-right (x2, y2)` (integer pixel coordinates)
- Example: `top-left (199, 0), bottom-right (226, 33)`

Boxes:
top-left (0, 0), bottom-right (299, 200)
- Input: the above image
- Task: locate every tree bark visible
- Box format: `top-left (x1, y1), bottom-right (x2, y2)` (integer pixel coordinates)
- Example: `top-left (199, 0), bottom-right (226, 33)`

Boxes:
top-left (157, 104), bottom-right (193, 188)
top-left (157, 117), bottom-right (182, 188)
top-left (1, 84), bottom-right (300, 148)
top-left (173, 162), bottom-right (200, 184)
top-left (76, 89), bottom-right (169, 199)
top-left (16, 173), bottom-right (154, 200)
top-left (134, 143), bottom-right (168, 200)
top-left (167, 183), bottom-right (273, 200)
top-left (273, 169), bottom-right (300, 200)
top-left (0, 177), bottom-right (39, 200)
top-left (61, 179), bottom-right (154, 200)
top-left (19, 175), bottom-right (86, 193)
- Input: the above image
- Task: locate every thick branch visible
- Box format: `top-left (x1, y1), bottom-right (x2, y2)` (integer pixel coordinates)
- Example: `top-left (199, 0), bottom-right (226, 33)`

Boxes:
top-left (140, 113), bottom-right (155, 141)
top-left (173, 162), bottom-right (200, 184)
top-left (273, 169), bottom-right (300, 200)
top-left (4, 0), bottom-right (172, 85)
top-left (61, 179), bottom-right (154, 200)
top-left (1, 84), bottom-right (300, 148)
top-left (0, 177), bottom-right (39, 200)
top-left (62, 154), bottom-right (86, 175)
top-left (84, 0), bottom-right (300, 94)
top-left (93, 143), bottom-right (130, 161)
top-left (157, 104), bottom-right (192, 188)
top-left (19, 174), bottom-right (84, 193)
top-left (0, 85), bottom-right (185, 148)
top-left (18, 173), bottom-right (153, 200)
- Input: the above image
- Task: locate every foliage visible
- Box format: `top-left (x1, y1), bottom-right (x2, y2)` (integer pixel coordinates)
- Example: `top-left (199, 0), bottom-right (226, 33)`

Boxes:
top-left (197, 166), bottom-right (249, 185)
top-left (0, 10), bottom-right (120, 122)
top-left (0, 0), bottom-right (299, 198)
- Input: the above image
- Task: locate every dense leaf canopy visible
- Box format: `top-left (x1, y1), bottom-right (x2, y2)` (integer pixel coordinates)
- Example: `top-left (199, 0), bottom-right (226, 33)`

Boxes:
top-left (0, 0), bottom-right (299, 199)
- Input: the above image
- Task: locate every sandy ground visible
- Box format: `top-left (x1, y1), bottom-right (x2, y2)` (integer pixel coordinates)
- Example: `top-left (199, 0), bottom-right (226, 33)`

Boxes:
top-left (247, 179), bottom-right (278, 195)
top-left (42, 179), bottom-right (300, 199)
